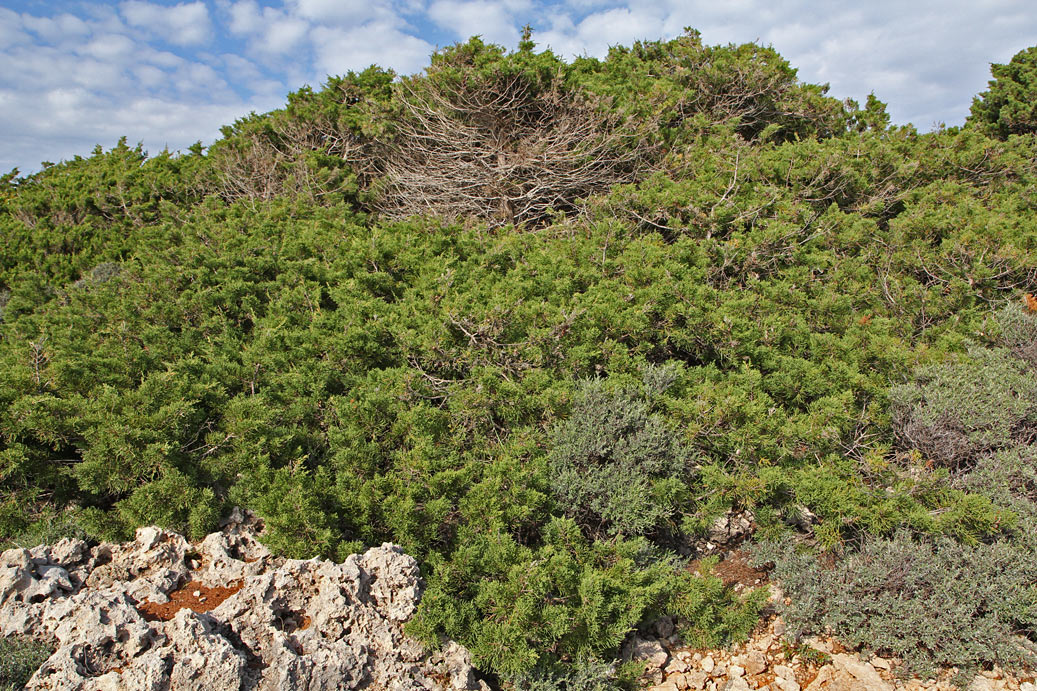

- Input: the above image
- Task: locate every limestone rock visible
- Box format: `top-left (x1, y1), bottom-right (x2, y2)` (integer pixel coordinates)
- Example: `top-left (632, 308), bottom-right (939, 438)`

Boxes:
top-left (626, 636), bottom-right (670, 670)
top-left (831, 653), bottom-right (891, 691)
top-left (743, 650), bottom-right (767, 675)
top-left (707, 511), bottom-right (755, 545)
top-left (0, 514), bottom-right (484, 691)
top-left (686, 670), bottom-right (709, 690)
top-left (723, 678), bottom-right (751, 691)
top-left (805, 657), bottom-right (891, 691)
top-left (969, 678), bottom-right (997, 691)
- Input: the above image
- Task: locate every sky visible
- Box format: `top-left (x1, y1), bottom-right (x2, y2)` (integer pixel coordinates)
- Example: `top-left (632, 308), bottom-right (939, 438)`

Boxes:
top-left (1, 0), bottom-right (1036, 175)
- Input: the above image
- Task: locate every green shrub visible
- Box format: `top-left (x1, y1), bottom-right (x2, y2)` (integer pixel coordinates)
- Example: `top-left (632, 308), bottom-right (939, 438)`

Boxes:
top-left (956, 445), bottom-right (1037, 551)
top-left (670, 557), bottom-right (769, 648)
top-left (411, 516), bottom-right (765, 680)
top-left (969, 46), bottom-right (1037, 138)
top-left (756, 531), bottom-right (1037, 680)
top-left (890, 346), bottom-right (1037, 468)
top-left (0, 636), bottom-right (53, 691)
top-left (549, 366), bottom-right (692, 538)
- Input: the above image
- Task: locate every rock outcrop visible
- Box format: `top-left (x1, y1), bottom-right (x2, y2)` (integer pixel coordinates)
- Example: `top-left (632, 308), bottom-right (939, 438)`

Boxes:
top-left (0, 511), bottom-right (487, 690)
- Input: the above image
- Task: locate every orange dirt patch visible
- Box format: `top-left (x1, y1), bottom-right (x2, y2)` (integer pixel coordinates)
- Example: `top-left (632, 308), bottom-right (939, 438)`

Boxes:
top-left (300, 615), bottom-right (312, 630)
top-left (137, 580), bottom-right (242, 622)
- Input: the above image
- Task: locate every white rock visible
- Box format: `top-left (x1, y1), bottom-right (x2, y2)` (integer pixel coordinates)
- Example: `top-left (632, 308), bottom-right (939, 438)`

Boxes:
top-left (728, 665), bottom-right (745, 679)
top-left (871, 657), bottom-right (890, 670)
top-left (969, 678), bottom-right (996, 691)
top-left (685, 670), bottom-right (708, 690)
top-left (831, 653), bottom-right (891, 691)
top-left (627, 637), bottom-right (670, 670)
top-left (743, 650), bottom-right (766, 675)
top-left (723, 678), bottom-right (751, 691)
top-left (4, 516), bottom-right (483, 691)
top-left (666, 658), bottom-right (689, 674)
top-left (701, 656), bottom-right (716, 674)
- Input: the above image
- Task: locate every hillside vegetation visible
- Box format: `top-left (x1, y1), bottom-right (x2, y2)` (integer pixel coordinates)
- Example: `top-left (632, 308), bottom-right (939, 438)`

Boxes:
top-left (2, 29), bottom-right (1037, 686)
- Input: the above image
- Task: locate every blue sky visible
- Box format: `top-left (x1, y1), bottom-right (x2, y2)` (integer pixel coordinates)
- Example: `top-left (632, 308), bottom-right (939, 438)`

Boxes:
top-left (2, 0), bottom-right (1036, 174)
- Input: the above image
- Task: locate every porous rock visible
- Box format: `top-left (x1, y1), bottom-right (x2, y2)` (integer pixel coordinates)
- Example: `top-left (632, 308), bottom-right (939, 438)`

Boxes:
top-left (804, 655), bottom-right (892, 691)
top-left (625, 636), bottom-right (670, 670)
top-left (0, 513), bottom-right (487, 690)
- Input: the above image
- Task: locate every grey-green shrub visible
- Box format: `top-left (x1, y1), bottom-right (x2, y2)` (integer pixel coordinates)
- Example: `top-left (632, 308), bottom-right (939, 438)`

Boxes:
top-left (511, 658), bottom-right (624, 691)
top-left (890, 346), bottom-right (1037, 468)
top-left (956, 444), bottom-right (1037, 550)
top-left (0, 636), bottom-right (52, 691)
top-left (995, 301), bottom-right (1037, 368)
top-left (756, 531), bottom-right (1037, 680)
top-left (549, 367), bottom-right (691, 538)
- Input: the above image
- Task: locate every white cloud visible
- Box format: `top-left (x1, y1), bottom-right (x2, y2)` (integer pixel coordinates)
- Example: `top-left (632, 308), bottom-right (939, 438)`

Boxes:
top-left (311, 23), bottom-right (433, 76)
top-left (228, 0), bottom-right (264, 34)
top-left (20, 13), bottom-right (91, 43)
top-left (289, 0), bottom-right (403, 25)
top-left (427, 0), bottom-right (531, 46)
top-left (121, 1), bottom-right (212, 46)
top-left (80, 33), bottom-right (137, 60)
top-left (228, 0), bottom-right (309, 54)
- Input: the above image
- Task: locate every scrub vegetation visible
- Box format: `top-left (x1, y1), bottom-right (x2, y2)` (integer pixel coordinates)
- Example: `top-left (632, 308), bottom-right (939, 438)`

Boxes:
top-left (2, 28), bottom-right (1037, 684)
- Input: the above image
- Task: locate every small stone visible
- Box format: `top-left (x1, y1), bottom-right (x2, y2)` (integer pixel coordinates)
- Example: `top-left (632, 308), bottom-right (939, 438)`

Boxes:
top-left (701, 657), bottom-right (716, 674)
top-left (655, 615), bottom-right (676, 639)
top-left (743, 651), bottom-right (766, 675)
top-left (685, 670), bottom-right (708, 690)
top-left (756, 635), bottom-right (774, 652)
top-left (774, 678), bottom-right (800, 691)
top-left (728, 666), bottom-right (745, 679)
top-left (830, 653), bottom-right (891, 691)
top-left (871, 657), bottom-right (890, 670)
top-left (804, 637), bottom-right (830, 654)
top-left (649, 683), bottom-right (679, 691)
top-left (772, 617), bottom-right (786, 637)
top-left (627, 637), bottom-right (669, 670)
top-left (1019, 683), bottom-right (1036, 691)
top-left (723, 678), bottom-right (751, 691)
top-left (666, 659), bottom-right (689, 674)
top-left (969, 678), bottom-right (996, 691)
top-left (193, 590), bottom-right (202, 597)
top-left (773, 665), bottom-right (796, 681)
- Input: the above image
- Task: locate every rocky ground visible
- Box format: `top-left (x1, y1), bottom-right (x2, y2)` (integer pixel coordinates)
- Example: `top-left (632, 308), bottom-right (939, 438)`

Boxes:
top-left (633, 613), bottom-right (1037, 691)
top-left (0, 510), bottom-right (487, 690)
top-left (628, 546), bottom-right (1037, 691)
top-left (3, 510), bottom-right (1036, 691)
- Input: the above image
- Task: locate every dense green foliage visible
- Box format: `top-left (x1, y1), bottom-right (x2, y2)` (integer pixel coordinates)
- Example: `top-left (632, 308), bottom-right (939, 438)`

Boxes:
top-left (0, 636), bottom-right (53, 690)
top-left (970, 46), bottom-right (1037, 138)
top-left (759, 305), bottom-right (1037, 681)
top-left (2, 32), bottom-right (1037, 683)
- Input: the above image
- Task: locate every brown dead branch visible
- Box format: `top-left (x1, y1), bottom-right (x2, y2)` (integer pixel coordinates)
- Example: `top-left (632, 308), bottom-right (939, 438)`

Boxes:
top-left (378, 71), bottom-right (648, 227)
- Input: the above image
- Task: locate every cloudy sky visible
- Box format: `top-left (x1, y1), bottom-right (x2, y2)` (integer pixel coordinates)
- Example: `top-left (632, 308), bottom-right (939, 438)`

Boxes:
top-left (2, 0), bottom-right (1035, 174)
